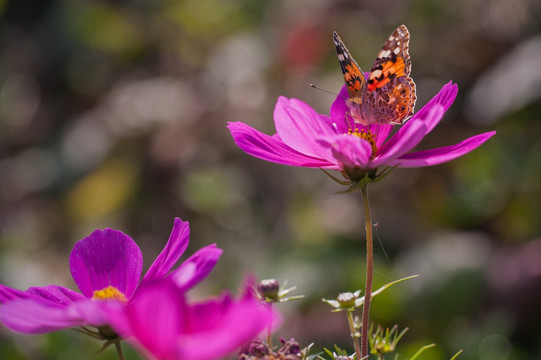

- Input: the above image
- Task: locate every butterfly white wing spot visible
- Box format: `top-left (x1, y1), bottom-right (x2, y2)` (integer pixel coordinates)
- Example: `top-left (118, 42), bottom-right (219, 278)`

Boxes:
top-left (393, 47), bottom-right (400, 55)
top-left (371, 69), bottom-right (383, 78)
top-left (379, 49), bottom-right (392, 58)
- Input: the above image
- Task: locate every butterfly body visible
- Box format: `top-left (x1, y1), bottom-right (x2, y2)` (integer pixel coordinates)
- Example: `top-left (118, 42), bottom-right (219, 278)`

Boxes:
top-left (333, 25), bottom-right (416, 125)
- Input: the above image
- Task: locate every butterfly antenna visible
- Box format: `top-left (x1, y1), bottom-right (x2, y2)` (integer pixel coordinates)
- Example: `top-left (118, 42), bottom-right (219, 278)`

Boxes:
top-left (309, 83), bottom-right (340, 96)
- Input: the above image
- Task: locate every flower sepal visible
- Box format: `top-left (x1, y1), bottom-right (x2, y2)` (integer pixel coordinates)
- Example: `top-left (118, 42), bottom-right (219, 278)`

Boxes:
top-left (321, 165), bottom-right (398, 193)
top-left (73, 325), bottom-right (122, 357)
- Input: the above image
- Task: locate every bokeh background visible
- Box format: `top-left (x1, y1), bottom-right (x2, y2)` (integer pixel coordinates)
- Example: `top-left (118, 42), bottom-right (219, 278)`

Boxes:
top-left (1, 0), bottom-right (540, 359)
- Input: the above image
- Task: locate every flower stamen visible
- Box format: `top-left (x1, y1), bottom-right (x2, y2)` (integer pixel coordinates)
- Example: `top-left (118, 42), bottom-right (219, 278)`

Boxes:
top-left (92, 286), bottom-right (128, 303)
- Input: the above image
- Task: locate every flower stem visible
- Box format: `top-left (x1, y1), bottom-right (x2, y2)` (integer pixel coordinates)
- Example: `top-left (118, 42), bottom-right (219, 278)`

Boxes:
top-left (115, 341), bottom-right (125, 360)
top-left (361, 184), bottom-right (373, 358)
top-left (346, 310), bottom-right (362, 359)
top-left (266, 303), bottom-right (273, 346)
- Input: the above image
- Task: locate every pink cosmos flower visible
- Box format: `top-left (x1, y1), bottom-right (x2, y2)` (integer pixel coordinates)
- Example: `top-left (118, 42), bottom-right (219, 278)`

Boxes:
top-left (228, 82), bottom-right (495, 182)
top-left (107, 278), bottom-right (276, 360)
top-left (0, 218), bottom-right (222, 335)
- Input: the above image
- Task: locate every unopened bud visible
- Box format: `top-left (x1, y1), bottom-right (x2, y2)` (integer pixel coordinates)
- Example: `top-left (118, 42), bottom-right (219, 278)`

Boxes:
top-left (337, 292), bottom-right (357, 308)
top-left (257, 279), bottom-right (280, 301)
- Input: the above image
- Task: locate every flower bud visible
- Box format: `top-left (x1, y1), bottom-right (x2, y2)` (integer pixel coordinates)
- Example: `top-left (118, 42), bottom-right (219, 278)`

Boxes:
top-left (257, 279), bottom-right (280, 301)
top-left (277, 337), bottom-right (301, 357)
top-left (322, 290), bottom-right (361, 311)
top-left (337, 292), bottom-right (357, 308)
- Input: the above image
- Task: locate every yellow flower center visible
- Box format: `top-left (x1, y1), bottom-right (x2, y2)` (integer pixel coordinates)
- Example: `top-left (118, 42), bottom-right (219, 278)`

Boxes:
top-left (348, 128), bottom-right (378, 157)
top-left (92, 286), bottom-right (128, 303)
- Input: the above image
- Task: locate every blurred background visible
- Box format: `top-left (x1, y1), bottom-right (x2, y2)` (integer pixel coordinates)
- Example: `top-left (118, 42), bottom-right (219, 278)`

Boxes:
top-left (1, 0), bottom-right (540, 359)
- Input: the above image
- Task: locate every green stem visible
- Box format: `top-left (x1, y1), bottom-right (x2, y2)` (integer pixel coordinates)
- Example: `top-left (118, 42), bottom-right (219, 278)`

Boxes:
top-left (361, 184), bottom-right (373, 359)
top-left (115, 341), bottom-right (125, 360)
top-left (346, 310), bottom-right (362, 359)
top-left (266, 303), bottom-right (273, 346)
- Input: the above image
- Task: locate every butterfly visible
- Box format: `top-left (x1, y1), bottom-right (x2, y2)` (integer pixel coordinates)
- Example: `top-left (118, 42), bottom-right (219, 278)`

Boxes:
top-left (333, 25), bottom-right (416, 125)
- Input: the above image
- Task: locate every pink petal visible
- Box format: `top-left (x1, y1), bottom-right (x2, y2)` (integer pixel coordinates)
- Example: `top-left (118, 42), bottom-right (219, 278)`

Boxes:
top-left (70, 229), bottom-right (143, 299)
top-left (416, 81), bottom-right (458, 134)
top-left (0, 298), bottom-right (109, 334)
top-left (27, 285), bottom-right (85, 305)
top-left (170, 244), bottom-right (222, 291)
top-left (0, 284), bottom-right (34, 303)
top-left (68, 300), bottom-right (114, 326)
top-left (388, 131), bottom-right (496, 167)
top-left (0, 300), bottom-right (76, 334)
top-left (372, 107), bottom-right (441, 168)
top-left (329, 85), bottom-right (352, 134)
top-left (379, 82), bottom-right (457, 154)
top-left (228, 121), bottom-right (337, 168)
top-left (109, 278), bottom-right (276, 360)
top-left (416, 81), bottom-right (458, 135)
top-left (318, 135), bottom-right (373, 169)
top-left (179, 292), bottom-right (275, 360)
top-left (274, 97), bottom-right (336, 160)
top-left (109, 280), bottom-right (189, 360)
top-left (144, 218), bottom-right (190, 283)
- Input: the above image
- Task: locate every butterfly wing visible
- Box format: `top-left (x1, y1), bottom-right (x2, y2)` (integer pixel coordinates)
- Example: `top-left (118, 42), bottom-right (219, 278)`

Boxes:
top-left (364, 25), bottom-right (416, 124)
top-left (333, 31), bottom-right (366, 100)
top-left (367, 25), bottom-right (412, 91)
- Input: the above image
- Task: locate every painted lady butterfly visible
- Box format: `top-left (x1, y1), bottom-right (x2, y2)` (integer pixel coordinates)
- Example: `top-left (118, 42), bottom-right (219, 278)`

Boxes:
top-left (333, 25), bottom-right (416, 125)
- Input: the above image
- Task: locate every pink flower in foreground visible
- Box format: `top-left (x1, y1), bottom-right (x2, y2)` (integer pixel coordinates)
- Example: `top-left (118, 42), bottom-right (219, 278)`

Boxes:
top-left (108, 278), bottom-right (276, 360)
top-left (228, 82), bottom-right (495, 183)
top-left (0, 218), bottom-right (222, 336)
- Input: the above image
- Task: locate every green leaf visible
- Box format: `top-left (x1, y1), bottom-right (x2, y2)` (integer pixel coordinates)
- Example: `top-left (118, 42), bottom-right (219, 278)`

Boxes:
top-left (355, 275), bottom-right (419, 307)
top-left (408, 344), bottom-right (436, 360)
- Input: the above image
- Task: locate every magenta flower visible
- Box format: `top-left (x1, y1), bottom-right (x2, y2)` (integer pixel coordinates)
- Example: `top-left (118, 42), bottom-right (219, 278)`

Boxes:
top-left (107, 278), bottom-right (276, 360)
top-left (228, 82), bottom-right (495, 183)
top-left (0, 218), bottom-right (222, 335)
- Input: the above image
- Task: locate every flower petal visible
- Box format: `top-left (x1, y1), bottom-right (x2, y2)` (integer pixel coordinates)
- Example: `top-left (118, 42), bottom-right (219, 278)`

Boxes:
top-left (273, 97), bottom-right (336, 160)
top-left (68, 299), bottom-right (115, 326)
top-left (170, 244), bottom-right (222, 291)
top-left (143, 218), bottom-right (190, 283)
top-left (379, 82), bottom-right (457, 155)
top-left (0, 284), bottom-right (34, 303)
top-left (0, 300), bottom-right (76, 334)
top-left (179, 290), bottom-right (275, 360)
top-left (388, 131), bottom-right (496, 167)
top-left (108, 280), bottom-right (189, 360)
top-left (415, 81), bottom-right (458, 135)
top-left (318, 135), bottom-right (373, 169)
top-left (109, 278), bottom-right (276, 360)
top-left (70, 229), bottom-right (143, 299)
top-left (0, 298), bottom-right (109, 334)
top-left (372, 106), bottom-right (442, 167)
top-left (329, 85), bottom-right (351, 134)
top-left (228, 121), bottom-right (337, 168)
top-left (27, 285), bottom-right (85, 305)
